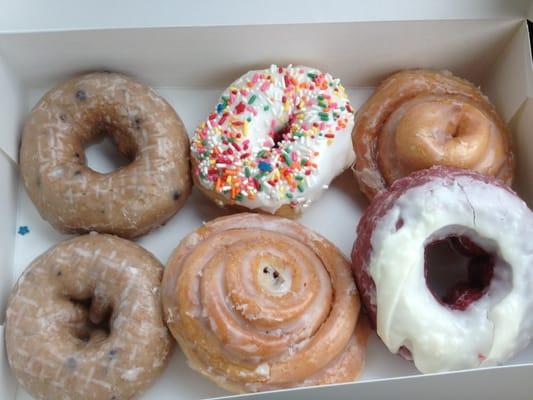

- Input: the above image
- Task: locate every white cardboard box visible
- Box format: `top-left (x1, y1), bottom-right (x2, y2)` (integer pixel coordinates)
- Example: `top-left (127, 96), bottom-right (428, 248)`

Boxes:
top-left (1, 4), bottom-right (533, 399)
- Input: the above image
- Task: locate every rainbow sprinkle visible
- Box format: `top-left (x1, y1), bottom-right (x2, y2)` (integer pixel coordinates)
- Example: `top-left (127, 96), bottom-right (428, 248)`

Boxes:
top-left (191, 64), bottom-right (354, 208)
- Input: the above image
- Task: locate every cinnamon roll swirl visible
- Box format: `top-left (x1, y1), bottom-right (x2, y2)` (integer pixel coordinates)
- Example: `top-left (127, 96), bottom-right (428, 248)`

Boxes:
top-left (161, 213), bottom-right (368, 393)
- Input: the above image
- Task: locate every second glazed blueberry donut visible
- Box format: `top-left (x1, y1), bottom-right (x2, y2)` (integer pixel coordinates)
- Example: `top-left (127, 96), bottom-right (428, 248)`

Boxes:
top-left (20, 72), bottom-right (191, 239)
top-left (191, 65), bottom-right (355, 217)
top-left (5, 233), bottom-right (172, 400)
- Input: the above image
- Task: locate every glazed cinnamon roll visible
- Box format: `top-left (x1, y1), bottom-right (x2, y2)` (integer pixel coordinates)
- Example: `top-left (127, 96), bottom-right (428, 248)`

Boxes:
top-left (161, 213), bottom-right (368, 393)
top-left (353, 69), bottom-right (514, 200)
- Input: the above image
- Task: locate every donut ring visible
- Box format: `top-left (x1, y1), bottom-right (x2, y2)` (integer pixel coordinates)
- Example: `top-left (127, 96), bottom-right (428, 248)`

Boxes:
top-left (20, 72), bottom-right (191, 238)
top-left (162, 213), bottom-right (368, 393)
top-left (191, 65), bottom-right (355, 218)
top-left (351, 166), bottom-right (533, 373)
top-left (352, 69), bottom-right (514, 200)
top-left (5, 233), bottom-right (172, 400)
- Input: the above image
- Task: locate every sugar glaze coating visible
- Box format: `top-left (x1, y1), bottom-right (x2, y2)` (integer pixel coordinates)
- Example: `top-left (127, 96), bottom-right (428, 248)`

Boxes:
top-left (5, 233), bottom-right (172, 400)
top-left (353, 69), bottom-right (513, 200)
top-left (20, 72), bottom-right (191, 238)
top-left (162, 213), bottom-right (368, 393)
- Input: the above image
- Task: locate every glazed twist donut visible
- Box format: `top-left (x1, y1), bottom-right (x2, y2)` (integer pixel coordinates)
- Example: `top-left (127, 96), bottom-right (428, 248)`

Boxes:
top-left (353, 69), bottom-right (514, 200)
top-left (162, 213), bottom-right (368, 393)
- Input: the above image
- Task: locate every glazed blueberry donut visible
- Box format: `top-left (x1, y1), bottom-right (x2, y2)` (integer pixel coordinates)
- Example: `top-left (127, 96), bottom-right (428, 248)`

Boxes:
top-left (5, 233), bottom-right (172, 400)
top-left (20, 72), bottom-right (191, 238)
top-left (352, 166), bottom-right (533, 373)
top-left (191, 65), bottom-right (355, 217)
top-left (353, 69), bottom-right (514, 200)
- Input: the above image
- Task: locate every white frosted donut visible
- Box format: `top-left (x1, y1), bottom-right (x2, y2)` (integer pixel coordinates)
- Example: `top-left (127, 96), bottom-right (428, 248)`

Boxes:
top-left (191, 64), bottom-right (355, 216)
top-left (352, 166), bottom-right (533, 373)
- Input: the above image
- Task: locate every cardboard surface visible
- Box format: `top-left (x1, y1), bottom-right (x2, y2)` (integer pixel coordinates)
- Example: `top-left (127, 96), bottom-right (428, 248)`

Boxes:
top-left (0, 154), bottom-right (17, 322)
top-left (0, 0), bottom-right (530, 32)
top-left (1, 13), bottom-right (533, 400)
top-left (484, 21), bottom-right (533, 123)
top-left (0, 327), bottom-right (17, 399)
top-left (0, 154), bottom-right (17, 400)
top-left (0, 19), bottom-right (521, 90)
top-left (510, 97), bottom-right (533, 209)
top-left (483, 20), bottom-right (533, 204)
top-left (0, 56), bottom-right (23, 161)
top-left (215, 364), bottom-right (533, 400)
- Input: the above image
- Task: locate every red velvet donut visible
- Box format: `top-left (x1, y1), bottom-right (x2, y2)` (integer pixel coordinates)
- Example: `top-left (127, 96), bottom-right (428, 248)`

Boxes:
top-left (351, 166), bottom-right (533, 373)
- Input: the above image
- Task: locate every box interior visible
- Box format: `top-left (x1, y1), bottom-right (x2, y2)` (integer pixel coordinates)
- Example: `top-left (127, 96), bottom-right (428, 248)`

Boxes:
top-left (1, 18), bottom-right (532, 400)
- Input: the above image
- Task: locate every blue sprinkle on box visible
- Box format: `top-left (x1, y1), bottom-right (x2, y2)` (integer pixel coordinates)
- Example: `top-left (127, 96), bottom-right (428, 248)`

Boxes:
top-left (17, 226), bottom-right (30, 236)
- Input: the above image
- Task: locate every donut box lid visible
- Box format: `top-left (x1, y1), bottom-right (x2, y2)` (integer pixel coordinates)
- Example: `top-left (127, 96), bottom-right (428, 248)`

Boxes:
top-left (1, 2), bottom-right (533, 399)
top-left (0, 0), bottom-right (530, 31)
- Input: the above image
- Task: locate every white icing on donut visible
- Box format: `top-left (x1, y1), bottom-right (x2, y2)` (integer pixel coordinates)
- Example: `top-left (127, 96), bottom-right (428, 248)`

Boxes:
top-left (369, 176), bottom-right (533, 372)
top-left (191, 65), bottom-right (355, 214)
